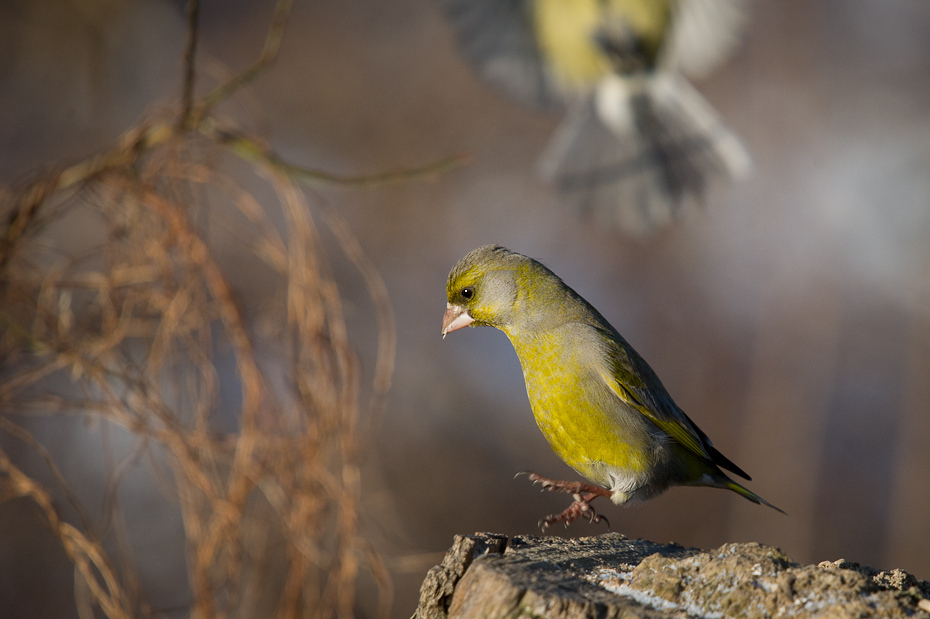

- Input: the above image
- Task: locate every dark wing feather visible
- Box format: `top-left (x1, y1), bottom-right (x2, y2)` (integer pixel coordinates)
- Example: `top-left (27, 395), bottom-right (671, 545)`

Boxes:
top-left (436, 0), bottom-right (564, 109)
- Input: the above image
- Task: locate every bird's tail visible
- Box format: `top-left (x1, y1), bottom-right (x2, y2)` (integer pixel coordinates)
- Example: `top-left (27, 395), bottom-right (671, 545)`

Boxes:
top-left (723, 479), bottom-right (786, 515)
top-left (538, 72), bottom-right (750, 235)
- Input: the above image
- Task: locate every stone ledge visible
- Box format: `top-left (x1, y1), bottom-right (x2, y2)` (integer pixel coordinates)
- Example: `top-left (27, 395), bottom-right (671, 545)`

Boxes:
top-left (412, 533), bottom-right (930, 618)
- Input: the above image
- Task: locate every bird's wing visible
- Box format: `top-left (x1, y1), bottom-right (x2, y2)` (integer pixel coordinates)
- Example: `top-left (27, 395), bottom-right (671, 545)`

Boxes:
top-left (595, 331), bottom-right (713, 460)
top-left (436, 0), bottom-right (564, 109)
top-left (597, 337), bottom-right (752, 480)
top-left (600, 366), bottom-right (711, 460)
top-left (660, 0), bottom-right (751, 79)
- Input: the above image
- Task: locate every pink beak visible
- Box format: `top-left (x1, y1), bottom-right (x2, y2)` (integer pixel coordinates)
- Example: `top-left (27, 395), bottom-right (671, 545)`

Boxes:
top-left (441, 304), bottom-right (474, 338)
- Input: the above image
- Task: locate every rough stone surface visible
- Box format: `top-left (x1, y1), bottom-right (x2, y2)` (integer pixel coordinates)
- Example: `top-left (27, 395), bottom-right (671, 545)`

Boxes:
top-left (413, 533), bottom-right (509, 619)
top-left (411, 533), bottom-right (930, 619)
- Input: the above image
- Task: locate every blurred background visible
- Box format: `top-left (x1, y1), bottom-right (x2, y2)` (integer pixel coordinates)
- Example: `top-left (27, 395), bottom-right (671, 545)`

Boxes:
top-left (2, 0), bottom-right (930, 616)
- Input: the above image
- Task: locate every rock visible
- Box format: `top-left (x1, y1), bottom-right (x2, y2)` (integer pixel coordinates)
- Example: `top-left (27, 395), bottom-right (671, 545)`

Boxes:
top-left (411, 533), bottom-right (930, 618)
top-left (413, 533), bottom-right (509, 619)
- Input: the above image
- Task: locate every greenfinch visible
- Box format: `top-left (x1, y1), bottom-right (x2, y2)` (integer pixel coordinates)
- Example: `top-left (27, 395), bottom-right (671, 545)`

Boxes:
top-left (438, 0), bottom-right (751, 235)
top-left (442, 245), bottom-right (782, 528)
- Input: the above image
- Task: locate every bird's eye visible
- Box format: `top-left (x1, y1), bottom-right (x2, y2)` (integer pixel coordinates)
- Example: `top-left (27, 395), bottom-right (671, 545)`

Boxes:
top-left (460, 286), bottom-right (474, 299)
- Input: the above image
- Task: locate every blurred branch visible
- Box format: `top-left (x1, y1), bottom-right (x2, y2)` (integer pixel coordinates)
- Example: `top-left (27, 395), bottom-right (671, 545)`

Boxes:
top-left (195, 0), bottom-right (293, 121)
top-left (208, 121), bottom-right (470, 187)
top-left (0, 122), bottom-right (171, 273)
top-left (179, 0), bottom-right (201, 128)
top-left (0, 417), bottom-right (94, 533)
top-left (0, 0), bottom-right (464, 275)
top-left (317, 201), bottom-right (395, 428)
top-left (0, 447), bottom-right (132, 619)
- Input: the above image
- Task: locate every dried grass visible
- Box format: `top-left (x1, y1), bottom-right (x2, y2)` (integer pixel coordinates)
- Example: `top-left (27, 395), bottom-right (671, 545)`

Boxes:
top-left (0, 1), bottom-right (457, 616)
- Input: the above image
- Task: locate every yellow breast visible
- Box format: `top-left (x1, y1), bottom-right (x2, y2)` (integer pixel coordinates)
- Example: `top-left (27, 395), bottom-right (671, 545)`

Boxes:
top-left (531, 0), bottom-right (672, 91)
top-left (507, 322), bottom-right (654, 486)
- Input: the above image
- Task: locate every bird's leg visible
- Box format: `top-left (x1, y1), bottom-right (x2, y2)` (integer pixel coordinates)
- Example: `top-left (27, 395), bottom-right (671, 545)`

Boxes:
top-left (524, 473), bottom-right (611, 498)
top-left (520, 472), bottom-right (612, 530)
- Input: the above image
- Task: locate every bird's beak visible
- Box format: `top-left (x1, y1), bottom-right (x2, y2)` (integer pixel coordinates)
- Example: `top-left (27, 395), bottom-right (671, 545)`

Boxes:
top-left (441, 303), bottom-right (474, 338)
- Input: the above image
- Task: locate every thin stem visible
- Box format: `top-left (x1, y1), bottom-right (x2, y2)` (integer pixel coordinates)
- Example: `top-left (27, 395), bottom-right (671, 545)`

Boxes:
top-left (197, 0), bottom-right (293, 118)
top-left (205, 122), bottom-right (470, 187)
top-left (180, 0), bottom-right (201, 129)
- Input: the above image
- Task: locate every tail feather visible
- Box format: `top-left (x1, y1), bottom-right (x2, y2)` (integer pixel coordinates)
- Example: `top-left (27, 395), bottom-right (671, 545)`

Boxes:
top-left (538, 71), bottom-right (750, 235)
top-left (724, 479), bottom-right (786, 515)
top-left (707, 443), bottom-right (751, 481)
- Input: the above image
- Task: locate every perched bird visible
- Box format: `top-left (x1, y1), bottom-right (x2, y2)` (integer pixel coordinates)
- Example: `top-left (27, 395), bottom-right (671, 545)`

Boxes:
top-left (442, 245), bottom-right (782, 528)
top-left (438, 0), bottom-right (752, 235)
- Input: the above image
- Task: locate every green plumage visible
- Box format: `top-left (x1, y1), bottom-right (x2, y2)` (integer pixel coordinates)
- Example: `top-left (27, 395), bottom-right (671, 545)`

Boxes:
top-left (443, 245), bottom-right (782, 514)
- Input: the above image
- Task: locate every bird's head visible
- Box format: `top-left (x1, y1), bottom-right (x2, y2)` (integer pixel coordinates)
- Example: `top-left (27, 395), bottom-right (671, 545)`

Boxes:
top-left (441, 245), bottom-right (523, 338)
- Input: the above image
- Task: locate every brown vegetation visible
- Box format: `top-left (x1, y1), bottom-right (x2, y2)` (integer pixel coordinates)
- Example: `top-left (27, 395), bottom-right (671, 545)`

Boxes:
top-left (0, 1), bottom-right (458, 615)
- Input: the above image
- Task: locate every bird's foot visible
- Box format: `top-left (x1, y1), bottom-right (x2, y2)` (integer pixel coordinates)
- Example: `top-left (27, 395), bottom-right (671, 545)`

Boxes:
top-left (539, 498), bottom-right (610, 531)
top-left (518, 472), bottom-right (612, 531)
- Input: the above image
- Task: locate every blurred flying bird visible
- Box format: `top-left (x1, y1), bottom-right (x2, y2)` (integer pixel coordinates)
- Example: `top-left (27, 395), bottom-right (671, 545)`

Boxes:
top-left (439, 0), bottom-right (752, 235)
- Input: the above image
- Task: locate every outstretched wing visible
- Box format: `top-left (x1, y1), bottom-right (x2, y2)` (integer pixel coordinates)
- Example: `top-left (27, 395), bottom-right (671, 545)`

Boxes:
top-left (661, 0), bottom-right (751, 79)
top-left (436, 0), bottom-right (563, 109)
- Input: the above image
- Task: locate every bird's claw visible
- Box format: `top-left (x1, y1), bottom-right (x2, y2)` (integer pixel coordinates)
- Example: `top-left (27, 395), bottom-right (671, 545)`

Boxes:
top-left (530, 475), bottom-right (558, 492)
top-left (517, 471), bottom-right (612, 531)
top-left (519, 472), bottom-right (565, 494)
top-left (538, 498), bottom-right (610, 531)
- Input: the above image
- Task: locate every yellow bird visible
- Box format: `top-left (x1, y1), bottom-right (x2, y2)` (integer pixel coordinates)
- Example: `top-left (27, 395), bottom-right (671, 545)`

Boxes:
top-left (442, 245), bottom-right (782, 527)
top-left (438, 0), bottom-right (752, 235)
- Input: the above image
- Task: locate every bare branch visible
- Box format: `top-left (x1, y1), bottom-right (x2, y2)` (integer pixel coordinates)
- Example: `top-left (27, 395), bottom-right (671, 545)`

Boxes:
top-left (179, 0), bottom-right (202, 129)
